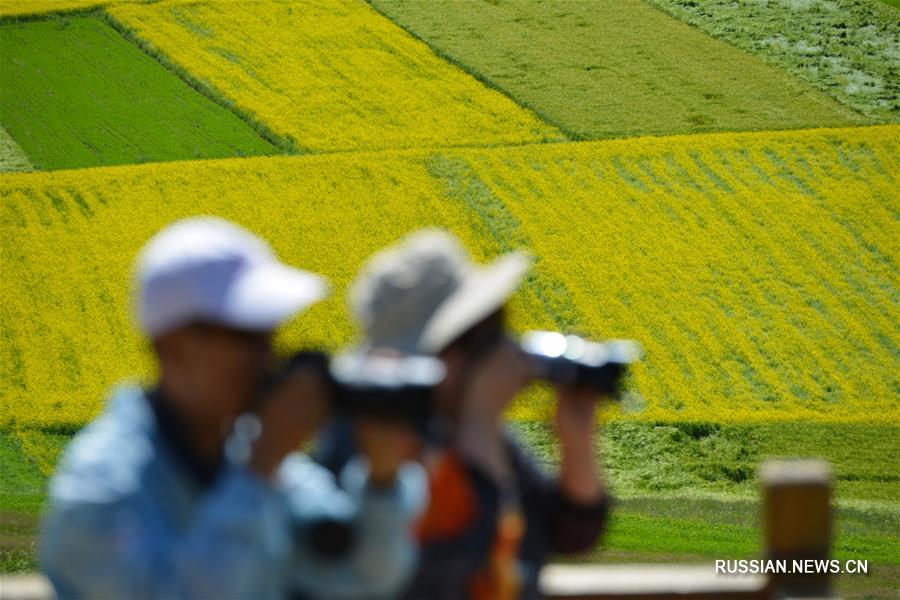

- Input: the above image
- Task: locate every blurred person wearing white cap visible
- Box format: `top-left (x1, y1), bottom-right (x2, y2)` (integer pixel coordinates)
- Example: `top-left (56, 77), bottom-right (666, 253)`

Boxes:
top-left (316, 230), bottom-right (610, 600)
top-left (39, 217), bottom-right (426, 599)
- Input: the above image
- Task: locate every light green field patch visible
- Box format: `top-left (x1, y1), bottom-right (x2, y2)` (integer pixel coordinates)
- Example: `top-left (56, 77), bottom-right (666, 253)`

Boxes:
top-left (371, 0), bottom-right (868, 139)
top-left (0, 15), bottom-right (278, 170)
top-left (646, 0), bottom-right (900, 122)
top-left (13, 429), bottom-right (70, 478)
top-left (0, 127), bottom-right (32, 173)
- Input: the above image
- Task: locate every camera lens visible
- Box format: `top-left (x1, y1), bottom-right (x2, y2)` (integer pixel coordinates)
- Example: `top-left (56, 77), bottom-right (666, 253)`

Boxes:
top-left (520, 331), bottom-right (641, 396)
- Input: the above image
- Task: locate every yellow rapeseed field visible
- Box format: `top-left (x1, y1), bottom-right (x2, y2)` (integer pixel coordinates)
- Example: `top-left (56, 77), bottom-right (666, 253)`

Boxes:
top-left (2, 125), bottom-right (897, 430)
top-left (106, 0), bottom-right (564, 153)
top-left (0, 150), bottom-right (494, 428)
top-left (443, 125), bottom-right (899, 424)
top-left (0, 1), bottom-right (109, 17)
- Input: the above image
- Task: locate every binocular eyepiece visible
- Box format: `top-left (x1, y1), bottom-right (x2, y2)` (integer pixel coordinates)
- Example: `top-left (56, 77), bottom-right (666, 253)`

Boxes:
top-left (520, 331), bottom-right (642, 398)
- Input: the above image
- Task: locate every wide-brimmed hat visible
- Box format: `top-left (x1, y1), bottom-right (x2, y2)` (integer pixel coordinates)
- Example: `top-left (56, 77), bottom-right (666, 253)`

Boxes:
top-left (350, 230), bottom-right (530, 353)
top-left (136, 217), bottom-right (328, 337)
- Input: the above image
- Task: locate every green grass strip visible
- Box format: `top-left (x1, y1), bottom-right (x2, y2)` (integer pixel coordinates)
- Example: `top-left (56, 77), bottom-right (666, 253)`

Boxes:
top-left (586, 512), bottom-right (899, 598)
top-left (0, 431), bottom-right (47, 573)
top-left (5, 421), bottom-right (898, 585)
top-left (425, 154), bottom-right (583, 332)
top-left (370, 0), bottom-right (868, 140)
top-left (0, 15), bottom-right (278, 170)
top-left (513, 420), bottom-right (900, 594)
top-left (598, 509), bottom-right (896, 564)
top-left (512, 421), bottom-right (900, 506)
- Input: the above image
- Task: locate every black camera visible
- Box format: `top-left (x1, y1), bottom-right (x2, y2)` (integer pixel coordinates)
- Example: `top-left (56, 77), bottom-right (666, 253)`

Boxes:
top-left (519, 331), bottom-right (641, 397)
top-left (269, 350), bottom-right (444, 426)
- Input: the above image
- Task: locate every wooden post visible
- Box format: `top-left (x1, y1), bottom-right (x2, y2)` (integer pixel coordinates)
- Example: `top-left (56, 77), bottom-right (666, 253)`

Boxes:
top-left (759, 459), bottom-right (833, 598)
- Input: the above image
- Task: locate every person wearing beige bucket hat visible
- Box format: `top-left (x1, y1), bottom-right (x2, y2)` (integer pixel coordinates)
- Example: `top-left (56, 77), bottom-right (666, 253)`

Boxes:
top-left (350, 229), bottom-right (532, 356)
top-left (316, 229), bottom-right (611, 600)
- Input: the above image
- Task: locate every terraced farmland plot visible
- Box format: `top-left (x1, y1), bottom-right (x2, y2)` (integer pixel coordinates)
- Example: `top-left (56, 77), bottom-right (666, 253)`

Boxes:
top-left (2, 126), bottom-right (897, 432)
top-left (372, 0), bottom-right (868, 139)
top-left (0, 15), bottom-right (277, 170)
top-left (432, 125), bottom-right (898, 424)
top-left (0, 0), bottom-right (109, 18)
top-left (106, 0), bottom-right (564, 153)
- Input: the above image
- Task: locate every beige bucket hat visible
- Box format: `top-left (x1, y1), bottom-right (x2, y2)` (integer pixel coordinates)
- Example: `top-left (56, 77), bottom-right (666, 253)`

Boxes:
top-left (350, 230), bottom-right (531, 354)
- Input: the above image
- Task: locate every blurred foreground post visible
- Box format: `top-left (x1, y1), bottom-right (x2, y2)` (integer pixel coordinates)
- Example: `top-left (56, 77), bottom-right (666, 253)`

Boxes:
top-left (760, 459), bottom-right (833, 599)
top-left (541, 459), bottom-right (836, 600)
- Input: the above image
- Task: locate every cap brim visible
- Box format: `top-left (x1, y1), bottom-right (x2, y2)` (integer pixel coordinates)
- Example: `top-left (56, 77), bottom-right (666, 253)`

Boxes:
top-left (221, 262), bottom-right (328, 331)
top-left (420, 251), bottom-right (530, 353)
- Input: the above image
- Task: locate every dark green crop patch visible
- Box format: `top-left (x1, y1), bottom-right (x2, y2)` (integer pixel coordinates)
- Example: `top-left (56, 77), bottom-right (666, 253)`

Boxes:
top-left (0, 15), bottom-right (278, 170)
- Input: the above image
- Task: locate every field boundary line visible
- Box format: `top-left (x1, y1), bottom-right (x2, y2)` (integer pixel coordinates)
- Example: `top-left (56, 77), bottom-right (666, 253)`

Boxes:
top-left (96, 8), bottom-right (299, 155)
top-left (363, 0), bottom-right (579, 143)
top-left (2, 123), bottom-right (894, 181)
top-left (426, 155), bottom-right (586, 333)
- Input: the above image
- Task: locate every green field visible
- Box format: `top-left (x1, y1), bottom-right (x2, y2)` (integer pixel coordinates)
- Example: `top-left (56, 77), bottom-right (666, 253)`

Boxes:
top-left (370, 0), bottom-right (868, 140)
top-left (511, 422), bottom-right (900, 598)
top-left (514, 422), bottom-right (900, 505)
top-left (0, 15), bottom-right (277, 170)
top-left (4, 423), bottom-right (897, 596)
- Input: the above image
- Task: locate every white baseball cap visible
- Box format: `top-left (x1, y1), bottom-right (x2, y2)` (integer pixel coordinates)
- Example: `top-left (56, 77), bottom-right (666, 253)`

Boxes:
top-left (135, 217), bottom-right (328, 338)
top-left (350, 229), bottom-right (530, 353)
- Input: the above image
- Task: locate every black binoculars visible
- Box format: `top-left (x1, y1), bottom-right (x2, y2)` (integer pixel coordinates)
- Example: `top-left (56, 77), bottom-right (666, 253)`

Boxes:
top-left (267, 350), bottom-right (444, 425)
top-left (266, 331), bottom-right (640, 423)
top-left (519, 331), bottom-right (642, 398)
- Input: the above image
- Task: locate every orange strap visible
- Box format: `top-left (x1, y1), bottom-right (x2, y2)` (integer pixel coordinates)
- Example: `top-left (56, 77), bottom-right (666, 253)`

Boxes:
top-left (415, 450), bottom-right (526, 599)
top-left (469, 504), bottom-right (525, 600)
top-left (415, 451), bottom-right (479, 541)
